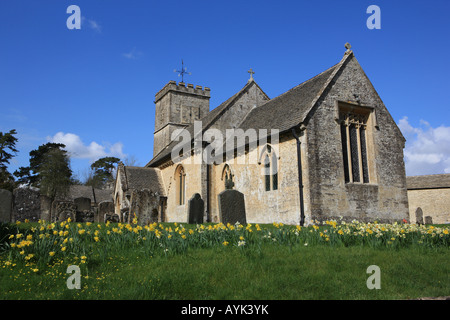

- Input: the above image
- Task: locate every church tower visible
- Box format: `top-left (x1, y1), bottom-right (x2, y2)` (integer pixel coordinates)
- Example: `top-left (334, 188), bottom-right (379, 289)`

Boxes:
top-left (153, 81), bottom-right (210, 156)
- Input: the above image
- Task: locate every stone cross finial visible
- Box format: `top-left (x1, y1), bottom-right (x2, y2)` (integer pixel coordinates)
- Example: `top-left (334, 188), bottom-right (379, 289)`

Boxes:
top-left (345, 42), bottom-right (352, 52)
top-left (247, 68), bottom-right (255, 81)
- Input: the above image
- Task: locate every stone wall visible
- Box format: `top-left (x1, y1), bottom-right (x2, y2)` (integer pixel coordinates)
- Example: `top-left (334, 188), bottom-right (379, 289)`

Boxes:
top-left (0, 189), bottom-right (12, 222)
top-left (407, 188), bottom-right (450, 224)
top-left (159, 157), bottom-right (204, 223)
top-left (305, 54), bottom-right (409, 223)
top-left (209, 132), bottom-right (304, 225)
top-left (1, 186), bottom-right (113, 223)
top-left (12, 187), bottom-right (41, 222)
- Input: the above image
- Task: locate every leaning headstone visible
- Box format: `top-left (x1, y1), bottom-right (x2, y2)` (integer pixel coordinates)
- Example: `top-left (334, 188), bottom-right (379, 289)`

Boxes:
top-left (98, 201), bottom-right (114, 223)
top-left (218, 189), bottom-right (246, 225)
top-left (188, 193), bottom-right (204, 224)
top-left (0, 189), bottom-right (13, 222)
top-left (415, 207), bottom-right (424, 225)
top-left (424, 216), bottom-right (433, 225)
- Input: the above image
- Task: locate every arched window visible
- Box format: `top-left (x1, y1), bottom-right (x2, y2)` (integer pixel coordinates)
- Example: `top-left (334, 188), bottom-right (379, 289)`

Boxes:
top-left (175, 165), bottom-right (186, 205)
top-left (261, 144), bottom-right (278, 191)
top-left (339, 106), bottom-right (371, 184)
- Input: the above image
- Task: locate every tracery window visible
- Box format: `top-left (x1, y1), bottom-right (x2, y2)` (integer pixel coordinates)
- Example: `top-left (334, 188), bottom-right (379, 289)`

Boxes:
top-left (339, 109), bottom-right (370, 184)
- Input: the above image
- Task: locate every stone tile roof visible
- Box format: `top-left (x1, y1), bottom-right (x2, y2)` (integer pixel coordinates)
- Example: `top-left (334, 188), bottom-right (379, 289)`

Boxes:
top-left (238, 63), bottom-right (339, 133)
top-left (123, 166), bottom-right (166, 196)
top-left (59, 185), bottom-right (113, 203)
top-left (406, 174), bottom-right (450, 190)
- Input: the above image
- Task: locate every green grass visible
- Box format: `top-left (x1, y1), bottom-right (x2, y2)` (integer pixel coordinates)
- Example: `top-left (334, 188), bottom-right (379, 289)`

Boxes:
top-left (0, 220), bottom-right (449, 300)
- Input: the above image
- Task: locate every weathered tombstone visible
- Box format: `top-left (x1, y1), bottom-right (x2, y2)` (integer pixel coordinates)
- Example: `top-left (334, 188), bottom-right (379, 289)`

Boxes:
top-left (74, 197), bottom-right (93, 222)
top-left (53, 201), bottom-right (76, 222)
top-left (0, 189), bottom-right (13, 222)
top-left (424, 216), bottom-right (433, 225)
top-left (415, 207), bottom-right (424, 225)
top-left (218, 189), bottom-right (246, 225)
top-left (74, 197), bottom-right (91, 211)
top-left (98, 201), bottom-right (114, 223)
top-left (105, 213), bottom-right (120, 223)
top-left (13, 187), bottom-right (41, 222)
top-left (40, 195), bottom-right (52, 222)
top-left (129, 189), bottom-right (160, 225)
top-left (188, 193), bottom-right (204, 224)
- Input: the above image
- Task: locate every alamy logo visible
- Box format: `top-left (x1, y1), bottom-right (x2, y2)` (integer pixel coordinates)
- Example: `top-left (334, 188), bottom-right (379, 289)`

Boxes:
top-left (170, 121), bottom-right (280, 173)
top-left (66, 265), bottom-right (81, 289)
top-left (66, 5), bottom-right (81, 30)
top-left (367, 5), bottom-right (381, 30)
top-left (366, 265), bottom-right (381, 289)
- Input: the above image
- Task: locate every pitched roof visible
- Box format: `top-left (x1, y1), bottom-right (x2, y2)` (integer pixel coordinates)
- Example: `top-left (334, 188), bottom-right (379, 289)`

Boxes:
top-left (406, 174), bottom-right (450, 190)
top-left (237, 54), bottom-right (351, 134)
top-left (146, 80), bottom-right (267, 167)
top-left (58, 185), bottom-right (113, 203)
top-left (147, 51), bottom-right (354, 166)
top-left (122, 166), bottom-right (166, 196)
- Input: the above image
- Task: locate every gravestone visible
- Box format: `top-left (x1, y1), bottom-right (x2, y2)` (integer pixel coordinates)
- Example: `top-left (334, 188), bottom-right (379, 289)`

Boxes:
top-left (74, 197), bottom-right (91, 211)
top-left (415, 207), bottom-right (424, 225)
top-left (424, 216), bottom-right (433, 225)
top-left (105, 213), bottom-right (120, 223)
top-left (98, 201), bottom-right (114, 223)
top-left (40, 195), bottom-right (52, 221)
top-left (129, 189), bottom-right (160, 225)
top-left (218, 189), bottom-right (246, 225)
top-left (13, 187), bottom-right (41, 222)
top-left (188, 193), bottom-right (204, 224)
top-left (74, 197), bottom-right (93, 222)
top-left (53, 201), bottom-right (76, 222)
top-left (0, 189), bottom-right (13, 222)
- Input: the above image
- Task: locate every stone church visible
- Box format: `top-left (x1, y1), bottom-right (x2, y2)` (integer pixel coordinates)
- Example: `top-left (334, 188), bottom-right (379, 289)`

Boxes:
top-left (114, 46), bottom-right (410, 226)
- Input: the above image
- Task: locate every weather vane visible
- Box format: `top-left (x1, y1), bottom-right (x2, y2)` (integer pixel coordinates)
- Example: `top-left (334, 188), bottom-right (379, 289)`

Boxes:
top-left (174, 59), bottom-right (191, 82)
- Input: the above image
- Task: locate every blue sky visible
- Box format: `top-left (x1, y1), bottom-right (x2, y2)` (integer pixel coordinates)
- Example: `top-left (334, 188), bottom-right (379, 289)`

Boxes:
top-left (1, 0), bottom-right (449, 179)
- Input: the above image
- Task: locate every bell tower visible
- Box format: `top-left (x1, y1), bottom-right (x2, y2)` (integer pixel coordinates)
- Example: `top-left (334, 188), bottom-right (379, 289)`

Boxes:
top-left (153, 81), bottom-right (210, 156)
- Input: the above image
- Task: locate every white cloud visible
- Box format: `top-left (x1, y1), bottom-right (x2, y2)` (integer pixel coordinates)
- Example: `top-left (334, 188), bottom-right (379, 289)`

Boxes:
top-left (398, 117), bottom-right (450, 176)
top-left (122, 47), bottom-right (143, 59)
top-left (81, 16), bottom-right (102, 33)
top-left (47, 132), bottom-right (126, 162)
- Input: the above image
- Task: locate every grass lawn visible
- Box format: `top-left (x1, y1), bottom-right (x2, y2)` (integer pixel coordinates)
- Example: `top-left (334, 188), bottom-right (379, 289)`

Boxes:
top-left (0, 220), bottom-right (449, 300)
